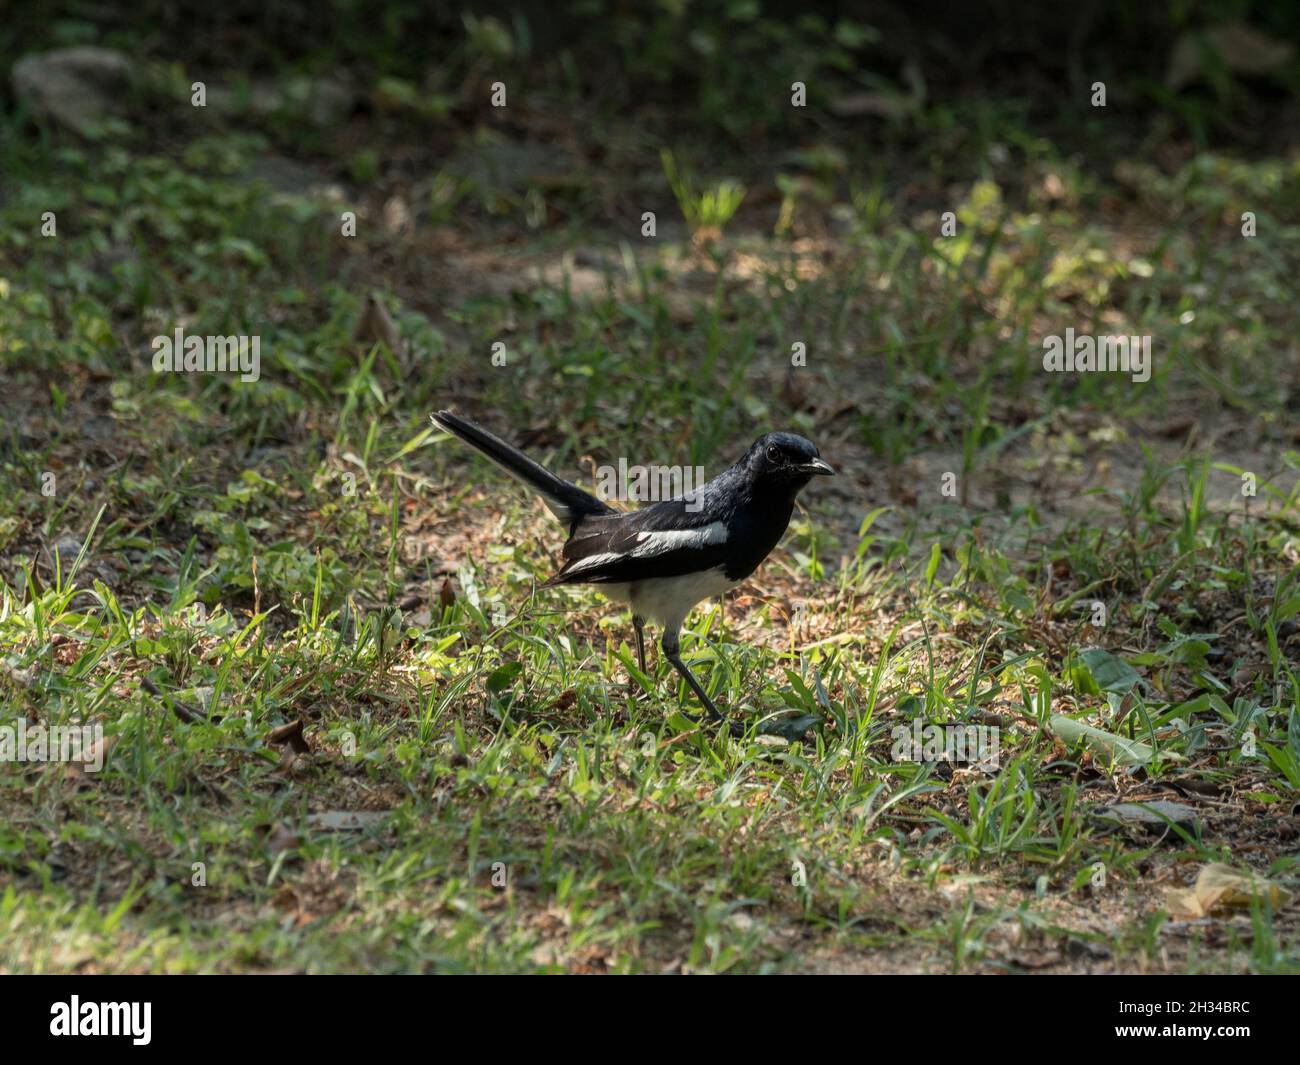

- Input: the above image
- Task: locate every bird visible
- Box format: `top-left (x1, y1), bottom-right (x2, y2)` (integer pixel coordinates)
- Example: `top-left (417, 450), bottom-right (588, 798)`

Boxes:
top-left (429, 410), bottom-right (834, 730)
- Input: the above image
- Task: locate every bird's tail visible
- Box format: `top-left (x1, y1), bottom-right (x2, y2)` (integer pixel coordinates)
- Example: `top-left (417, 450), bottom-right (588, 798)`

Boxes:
top-left (431, 410), bottom-right (613, 525)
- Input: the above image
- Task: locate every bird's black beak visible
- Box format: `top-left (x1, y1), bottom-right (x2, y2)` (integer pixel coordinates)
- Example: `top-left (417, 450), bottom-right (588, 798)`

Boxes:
top-left (799, 458), bottom-right (835, 476)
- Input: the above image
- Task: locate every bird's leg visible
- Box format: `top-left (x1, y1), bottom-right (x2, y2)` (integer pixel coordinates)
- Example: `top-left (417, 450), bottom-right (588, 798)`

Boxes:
top-left (632, 615), bottom-right (647, 674)
top-left (661, 627), bottom-right (724, 723)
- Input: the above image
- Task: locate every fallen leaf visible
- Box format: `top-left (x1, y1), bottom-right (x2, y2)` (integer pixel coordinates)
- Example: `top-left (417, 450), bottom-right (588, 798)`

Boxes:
top-left (1077, 647), bottom-right (1142, 695)
top-left (1050, 714), bottom-right (1154, 766)
top-left (1111, 690), bottom-right (1138, 726)
top-left (1166, 862), bottom-right (1293, 918)
top-left (267, 718), bottom-right (310, 754)
top-left (62, 733), bottom-right (119, 784)
top-left (1, 661), bottom-right (37, 689)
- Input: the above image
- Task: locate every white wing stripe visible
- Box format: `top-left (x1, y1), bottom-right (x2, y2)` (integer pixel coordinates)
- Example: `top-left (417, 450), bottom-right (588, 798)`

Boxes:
top-left (562, 551), bottom-right (625, 575)
top-left (631, 522), bottom-right (728, 557)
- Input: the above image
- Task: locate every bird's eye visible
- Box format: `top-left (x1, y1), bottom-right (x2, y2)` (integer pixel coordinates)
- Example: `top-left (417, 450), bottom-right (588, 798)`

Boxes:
top-left (766, 445), bottom-right (783, 464)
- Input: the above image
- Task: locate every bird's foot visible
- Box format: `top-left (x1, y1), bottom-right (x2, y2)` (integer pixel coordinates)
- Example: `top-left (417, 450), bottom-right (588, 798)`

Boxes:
top-left (680, 708), bottom-right (746, 738)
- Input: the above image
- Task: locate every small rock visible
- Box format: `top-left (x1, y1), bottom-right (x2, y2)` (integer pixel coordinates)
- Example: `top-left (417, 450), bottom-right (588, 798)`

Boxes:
top-left (47, 535), bottom-right (85, 573)
top-left (12, 47), bottom-right (132, 135)
top-left (1091, 799), bottom-right (1198, 833)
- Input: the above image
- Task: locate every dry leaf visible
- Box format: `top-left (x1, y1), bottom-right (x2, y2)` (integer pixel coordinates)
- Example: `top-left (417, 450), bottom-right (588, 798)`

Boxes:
top-left (1165, 862), bottom-right (1293, 918)
top-left (63, 733), bottom-right (119, 784)
top-left (267, 718), bottom-right (310, 754)
top-left (268, 718), bottom-right (310, 773)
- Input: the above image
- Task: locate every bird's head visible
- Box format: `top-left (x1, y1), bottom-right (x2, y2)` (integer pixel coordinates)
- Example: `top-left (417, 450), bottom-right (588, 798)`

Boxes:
top-left (745, 432), bottom-right (835, 496)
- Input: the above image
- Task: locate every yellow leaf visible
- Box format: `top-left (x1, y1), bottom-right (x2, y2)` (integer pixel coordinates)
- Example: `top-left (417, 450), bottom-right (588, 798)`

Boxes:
top-left (1165, 862), bottom-right (1293, 918)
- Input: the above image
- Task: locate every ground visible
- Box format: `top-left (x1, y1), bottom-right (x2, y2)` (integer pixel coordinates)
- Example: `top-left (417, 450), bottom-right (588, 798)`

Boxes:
top-left (1, 5), bottom-right (1299, 974)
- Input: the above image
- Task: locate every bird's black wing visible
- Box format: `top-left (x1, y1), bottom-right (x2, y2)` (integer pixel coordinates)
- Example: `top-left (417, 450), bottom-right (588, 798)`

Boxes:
top-left (546, 498), bottom-right (732, 585)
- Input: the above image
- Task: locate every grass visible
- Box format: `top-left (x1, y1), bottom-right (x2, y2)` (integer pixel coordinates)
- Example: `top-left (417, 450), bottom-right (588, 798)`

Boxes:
top-left (2, 6), bottom-right (1299, 974)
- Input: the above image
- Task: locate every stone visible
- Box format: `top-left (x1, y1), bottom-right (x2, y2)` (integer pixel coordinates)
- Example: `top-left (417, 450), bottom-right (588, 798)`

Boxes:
top-left (12, 47), bottom-right (132, 135)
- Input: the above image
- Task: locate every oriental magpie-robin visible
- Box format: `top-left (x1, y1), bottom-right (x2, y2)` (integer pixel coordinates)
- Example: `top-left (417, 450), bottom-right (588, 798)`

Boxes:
top-left (430, 410), bottom-right (834, 728)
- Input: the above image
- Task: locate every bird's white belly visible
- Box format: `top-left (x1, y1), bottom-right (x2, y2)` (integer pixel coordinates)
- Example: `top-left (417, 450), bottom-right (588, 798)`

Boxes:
top-left (616, 566), bottom-right (739, 630)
